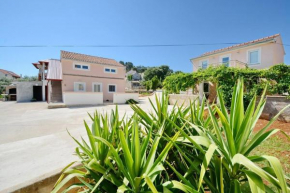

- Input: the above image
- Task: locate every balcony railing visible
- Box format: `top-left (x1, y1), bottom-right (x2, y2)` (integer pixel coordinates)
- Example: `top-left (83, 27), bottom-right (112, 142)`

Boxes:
top-left (207, 60), bottom-right (248, 69)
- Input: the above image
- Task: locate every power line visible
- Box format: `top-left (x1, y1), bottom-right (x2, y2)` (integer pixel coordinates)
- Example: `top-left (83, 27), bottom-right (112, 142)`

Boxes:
top-left (0, 42), bottom-right (289, 48)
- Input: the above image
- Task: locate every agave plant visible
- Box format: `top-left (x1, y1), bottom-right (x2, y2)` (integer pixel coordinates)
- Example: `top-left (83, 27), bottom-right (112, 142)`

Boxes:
top-left (53, 78), bottom-right (289, 193)
top-left (52, 107), bottom-right (125, 193)
top-left (169, 78), bottom-right (290, 192)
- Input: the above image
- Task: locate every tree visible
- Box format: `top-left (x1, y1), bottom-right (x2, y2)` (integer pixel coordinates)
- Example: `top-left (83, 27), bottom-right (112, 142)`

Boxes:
top-left (143, 65), bottom-right (172, 82)
top-left (125, 62), bottom-right (134, 72)
top-left (135, 65), bottom-right (147, 73)
top-left (0, 78), bottom-right (12, 94)
top-left (150, 76), bottom-right (160, 91)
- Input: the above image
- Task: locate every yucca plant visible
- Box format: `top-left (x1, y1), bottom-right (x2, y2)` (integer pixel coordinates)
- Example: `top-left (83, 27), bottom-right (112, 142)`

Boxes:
top-left (52, 107), bottom-right (125, 193)
top-left (170, 78), bottom-right (290, 192)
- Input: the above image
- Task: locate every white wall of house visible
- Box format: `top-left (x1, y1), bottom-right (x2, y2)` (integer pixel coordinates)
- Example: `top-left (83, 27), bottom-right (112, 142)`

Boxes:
top-left (63, 92), bottom-right (103, 105)
top-left (113, 93), bottom-right (139, 104)
top-left (0, 71), bottom-right (14, 79)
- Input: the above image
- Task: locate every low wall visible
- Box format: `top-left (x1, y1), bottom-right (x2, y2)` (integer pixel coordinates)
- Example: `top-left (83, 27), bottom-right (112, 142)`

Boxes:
top-left (258, 96), bottom-right (290, 123)
top-left (169, 94), bottom-right (199, 106)
top-left (113, 93), bottom-right (139, 104)
top-left (63, 92), bottom-right (103, 106)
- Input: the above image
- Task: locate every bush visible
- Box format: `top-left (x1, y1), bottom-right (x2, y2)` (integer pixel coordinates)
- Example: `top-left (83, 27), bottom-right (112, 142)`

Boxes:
top-left (150, 76), bottom-right (160, 91)
top-left (53, 79), bottom-right (290, 193)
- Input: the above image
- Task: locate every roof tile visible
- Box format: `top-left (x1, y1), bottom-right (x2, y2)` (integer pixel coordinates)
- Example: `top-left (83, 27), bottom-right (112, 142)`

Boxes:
top-left (196, 34), bottom-right (280, 58)
top-left (61, 50), bottom-right (124, 67)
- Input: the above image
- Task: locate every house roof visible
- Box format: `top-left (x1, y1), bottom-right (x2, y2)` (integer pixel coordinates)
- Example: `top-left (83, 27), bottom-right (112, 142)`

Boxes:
top-left (192, 34), bottom-right (281, 59)
top-left (61, 50), bottom-right (124, 67)
top-left (0, 69), bottom-right (20, 78)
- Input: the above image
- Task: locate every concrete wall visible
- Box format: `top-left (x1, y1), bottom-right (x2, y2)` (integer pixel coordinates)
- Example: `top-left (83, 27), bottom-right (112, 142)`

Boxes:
top-left (191, 37), bottom-right (285, 71)
top-left (258, 96), bottom-right (290, 123)
top-left (61, 59), bottom-right (126, 101)
top-left (169, 94), bottom-right (199, 106)
top-left (16, 81), bottom-right (43, 102)
top-left (63, 92), bottom-right (103, 106)
top-left (113, 93), bottom-right (139, 104)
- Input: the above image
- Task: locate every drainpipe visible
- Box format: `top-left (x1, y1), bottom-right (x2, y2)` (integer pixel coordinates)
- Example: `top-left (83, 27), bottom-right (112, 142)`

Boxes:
top-left (42, 62), bottom-right (45, 101)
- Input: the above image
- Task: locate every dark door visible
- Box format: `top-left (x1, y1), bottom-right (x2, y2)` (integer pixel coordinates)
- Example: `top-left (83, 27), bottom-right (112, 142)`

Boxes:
top-left (33, 86), bottom-right (42, 101)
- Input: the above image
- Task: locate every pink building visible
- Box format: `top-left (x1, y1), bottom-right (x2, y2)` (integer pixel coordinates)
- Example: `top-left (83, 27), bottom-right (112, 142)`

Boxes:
top-left (31, 51), bottom-right (127, 105)
top-left (190, 34), bottom-right (286, 102)
top-left (191, 34), bottom-right (285, 71)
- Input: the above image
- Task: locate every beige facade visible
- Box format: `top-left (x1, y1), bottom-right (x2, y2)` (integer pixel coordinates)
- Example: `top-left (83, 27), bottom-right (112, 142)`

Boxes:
top-left (191, 34), bottom-right (285, 71)
top-left (191, 34), bottom-right (286, 103)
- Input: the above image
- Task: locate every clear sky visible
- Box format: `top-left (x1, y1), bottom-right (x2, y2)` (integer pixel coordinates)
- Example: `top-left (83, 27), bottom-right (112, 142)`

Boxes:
top-left (0, 0), bottom-right (289, 76)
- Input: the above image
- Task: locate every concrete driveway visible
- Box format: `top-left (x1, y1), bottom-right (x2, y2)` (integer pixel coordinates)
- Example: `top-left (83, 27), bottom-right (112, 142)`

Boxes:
top-left (0, 96), bottom-right (157, 192)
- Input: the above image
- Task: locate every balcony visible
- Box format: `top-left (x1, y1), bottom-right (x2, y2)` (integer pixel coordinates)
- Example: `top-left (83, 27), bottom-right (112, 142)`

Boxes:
top-left (208, 60), bottom-right (247, 69)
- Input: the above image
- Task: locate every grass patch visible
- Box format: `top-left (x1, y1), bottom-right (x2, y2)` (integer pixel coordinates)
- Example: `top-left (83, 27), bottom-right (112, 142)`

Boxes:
top-left (251, 134), bottom-right (290, 177)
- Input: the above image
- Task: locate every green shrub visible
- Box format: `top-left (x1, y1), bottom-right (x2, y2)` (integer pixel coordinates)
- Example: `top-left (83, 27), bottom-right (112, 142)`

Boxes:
top-left (54, 79), bottom-right (290, 193)
top-left (150, 76), bottom-right (160, 91)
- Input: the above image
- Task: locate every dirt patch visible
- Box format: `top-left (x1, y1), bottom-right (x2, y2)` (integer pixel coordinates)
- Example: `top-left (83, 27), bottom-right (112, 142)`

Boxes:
top-left (254, 119), bottom-right (290, 141)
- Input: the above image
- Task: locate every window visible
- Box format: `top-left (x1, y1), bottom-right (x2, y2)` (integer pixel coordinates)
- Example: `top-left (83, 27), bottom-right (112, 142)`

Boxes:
top-left (203, 82), bottom-right (209, 93)
top-left (104, 67), bottom-right (117, 73)
top-left (92, 83), bottom-right (102, 92)
top-left (108, 85), bottom-right (116, 93)
top-left (249, 50), bottom-right (259, 64)
top-left (74, 64), bottom-right (90, 70)
top-left (201, 61), bottom-right (208, 69)
top-left (74, 82), bottom-right (86, 92)
top-left (82, 65), bottom-right (89, 70)
top-left (75, 64), bottom-right (81, 69)
top-left (222, 57), bottom-right (230, 67)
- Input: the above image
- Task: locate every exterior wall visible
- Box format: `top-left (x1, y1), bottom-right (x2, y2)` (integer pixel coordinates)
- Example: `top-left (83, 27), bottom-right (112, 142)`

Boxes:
top-left (63, 92), bottom-right (103, 105)
top-left (273, 36), bottom-right (285, 65)
top-left (61, 59), bottom-right (126, 101)
top-left (16, 81), bottom-right (43, 102)
top-left (192, 40), bottom-right (285, 71)
top-left (168, 94), bottom-right (199, 106)
top-left (113, 93), bottom-right (139, 104)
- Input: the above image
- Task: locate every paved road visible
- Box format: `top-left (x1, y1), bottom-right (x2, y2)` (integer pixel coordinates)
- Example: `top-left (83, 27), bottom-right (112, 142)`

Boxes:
top-left (0, 95), bottom-right (158, 192)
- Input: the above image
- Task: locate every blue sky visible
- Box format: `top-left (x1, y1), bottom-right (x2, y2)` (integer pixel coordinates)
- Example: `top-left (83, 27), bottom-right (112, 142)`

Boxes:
top-left (0, 0), bottom-right (289, 76)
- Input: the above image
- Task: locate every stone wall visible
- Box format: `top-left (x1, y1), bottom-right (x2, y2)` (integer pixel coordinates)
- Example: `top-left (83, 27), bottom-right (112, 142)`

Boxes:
top-left (169, 94), bottom-right (199, 106)
top-left (258, 96), bottom-right (290, 123)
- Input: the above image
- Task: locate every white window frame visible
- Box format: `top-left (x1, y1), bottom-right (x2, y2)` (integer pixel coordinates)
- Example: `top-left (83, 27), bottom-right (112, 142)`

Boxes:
top-left (92, 82), bottom-right (102, 92)
top-left (199, 59), bottom-right (209, 69)
top-left (73, 62), bottom-right (90, 71)
top-left (108, 84), bottom-right (117, 93)
top-left (247, 47), bottom-right (261, 65)
top-left (74, 82), bottom-right (86, 92)
top-left (219, 54), bottom-right (231, 67)
top-left (104, 67), bottom-right (117, 74)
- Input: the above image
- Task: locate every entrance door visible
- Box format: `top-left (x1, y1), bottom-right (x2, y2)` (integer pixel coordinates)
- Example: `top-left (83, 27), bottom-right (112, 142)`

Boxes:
top-left (33, 86), bottom-right (42, 101)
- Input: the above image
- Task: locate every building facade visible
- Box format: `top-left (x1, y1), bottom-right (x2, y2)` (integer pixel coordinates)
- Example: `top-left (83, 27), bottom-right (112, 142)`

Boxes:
top-left (190, 34), bottom-right (285, 102)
